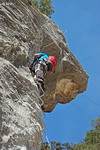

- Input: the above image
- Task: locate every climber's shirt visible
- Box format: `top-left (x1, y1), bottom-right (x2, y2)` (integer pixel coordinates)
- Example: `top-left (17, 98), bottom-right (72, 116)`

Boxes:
top-left (33, 52), bottom-right (49, 65)
top-left (29, 52), bottom-right (55, 74)
top-left (29, 52), bottom-right (48, 73)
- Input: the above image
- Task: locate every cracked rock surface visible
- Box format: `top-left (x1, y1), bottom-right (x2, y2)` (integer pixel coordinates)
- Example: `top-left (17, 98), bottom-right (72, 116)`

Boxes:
top-left (0, 58), bottom-right (44, 150)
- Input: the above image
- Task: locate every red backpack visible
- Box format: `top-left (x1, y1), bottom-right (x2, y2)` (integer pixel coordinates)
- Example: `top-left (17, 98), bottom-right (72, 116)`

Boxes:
top-left (47, 56), bottom-right (57, 72)
top-left (48, 56), bottom-right (57, 67)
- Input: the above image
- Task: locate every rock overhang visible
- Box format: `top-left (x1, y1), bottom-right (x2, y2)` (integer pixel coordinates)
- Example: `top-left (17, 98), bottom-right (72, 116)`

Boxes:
top-left (0, 0), bottom-right (89, 149)
top-left (0, 0), bottom-right (89, 113)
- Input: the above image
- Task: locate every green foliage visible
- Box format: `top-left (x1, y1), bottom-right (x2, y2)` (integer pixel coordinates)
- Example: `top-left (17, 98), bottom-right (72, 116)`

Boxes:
top-left (41, 142), bottom-right (50, 150)
top-left (71, 143), bottom-right (100, 150)
top-left (68, 116), bottom-right (100, 150)
top-left (29, 0), bottom-right (54, 18)
top-left (42, 116), bottom-right (100, 150)
top-left (92, 117), bottom-right (100, 130)
top-left (41, 141), bottom-right (74, 150)
top-left (84, 129), bottom-right (100, 144)
top-left (50, 141), bottom-right (65, 150)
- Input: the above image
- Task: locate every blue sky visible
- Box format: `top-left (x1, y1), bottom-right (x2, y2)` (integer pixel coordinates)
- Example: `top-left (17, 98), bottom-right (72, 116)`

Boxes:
top-left (43, 0), bottom-right (100, 144)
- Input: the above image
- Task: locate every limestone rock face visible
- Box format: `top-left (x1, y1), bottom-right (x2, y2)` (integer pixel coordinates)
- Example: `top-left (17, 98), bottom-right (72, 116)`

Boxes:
top-left (0, 58), bottom-right (44, 150)
top-left (0, 0), bottom-right (88, 149)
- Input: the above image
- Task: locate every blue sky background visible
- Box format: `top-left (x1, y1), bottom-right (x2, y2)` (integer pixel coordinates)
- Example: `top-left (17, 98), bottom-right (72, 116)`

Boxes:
top-left (44, 0), bottom-right (100, 144)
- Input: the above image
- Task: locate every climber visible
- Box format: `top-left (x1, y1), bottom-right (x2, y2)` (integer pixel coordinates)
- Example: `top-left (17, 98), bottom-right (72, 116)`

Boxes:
top-left (29, 52), bottom-right (57, 95)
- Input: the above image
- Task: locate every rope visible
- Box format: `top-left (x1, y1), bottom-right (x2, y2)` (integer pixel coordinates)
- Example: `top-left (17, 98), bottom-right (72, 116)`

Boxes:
top-left (85, 94), bottom-right (100, 110)
top-left (31, 81), bottom-right (53, 149)
top-left (45, 135), bottom-right (51, 149)
top-left (27, 82), bottom-right (46, 149)
top-left (38, 20), bottom-right (50, 52)
top-left (71, 102), bottom-right (92, 121)
top-left (28, 27), bottom-right (68, 149)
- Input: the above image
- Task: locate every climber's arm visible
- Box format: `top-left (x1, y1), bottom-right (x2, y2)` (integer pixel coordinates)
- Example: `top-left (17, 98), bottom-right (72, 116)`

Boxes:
top-left (34, 53), bottom-right (41, 60)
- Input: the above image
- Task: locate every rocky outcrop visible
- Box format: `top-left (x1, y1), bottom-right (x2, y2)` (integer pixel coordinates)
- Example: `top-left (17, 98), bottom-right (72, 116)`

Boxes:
top-left (0, 0), bottom-right (88, 149)
top-left (0, 57), bottom-right (44, 150)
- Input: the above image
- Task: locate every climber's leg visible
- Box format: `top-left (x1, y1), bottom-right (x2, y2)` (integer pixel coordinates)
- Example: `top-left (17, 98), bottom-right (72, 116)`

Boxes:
top-left (35, 63), bottom-right (44, 79)
top-left (34, 61), bottom-right (47, 80)
top-left (34, 61), bottom-right (47, 95)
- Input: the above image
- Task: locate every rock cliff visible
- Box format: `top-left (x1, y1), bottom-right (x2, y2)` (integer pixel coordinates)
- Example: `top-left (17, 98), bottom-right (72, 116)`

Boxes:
top-left (0, 0), bottom-right (88, 149)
